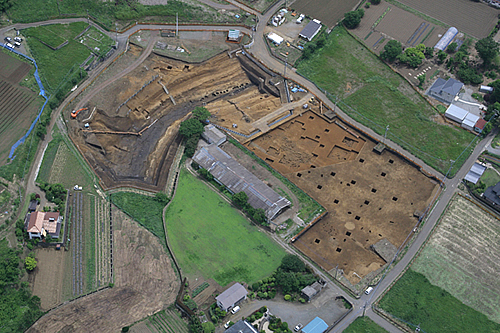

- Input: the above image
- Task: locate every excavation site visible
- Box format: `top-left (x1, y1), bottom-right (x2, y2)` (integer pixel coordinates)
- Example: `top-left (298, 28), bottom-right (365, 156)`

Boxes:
top-left (68, 48), bottom-right (285, 191)
top-left (246, 110), bottom-right (440, 286)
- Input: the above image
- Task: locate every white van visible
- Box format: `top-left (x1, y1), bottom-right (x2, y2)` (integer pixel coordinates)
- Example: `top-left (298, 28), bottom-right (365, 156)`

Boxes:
top-left (296, 14), bottom-right (305, 24)
top-left (365, 286), bottom-right (374, 295)
top-left (231, 305), bottom-right (240, 314)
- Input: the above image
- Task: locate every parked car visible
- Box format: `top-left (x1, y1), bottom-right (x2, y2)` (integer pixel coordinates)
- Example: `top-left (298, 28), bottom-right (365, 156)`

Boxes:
top-left (365, 286), bottom-right (374, 295)
top-left (6, 43), bottom-right (14, 49)
top-left (294, 323), bottom-right (303, 331)
top-left (14, 42), bottom-right (21, 48)
top-left (4, 36), bottom-right (12, 42)
top-left (231, 305), bottom-right (240, 314)
top-left (224, 321), bottom-right (231, 329)
top-left (14, 37), bottom-right (22, 43)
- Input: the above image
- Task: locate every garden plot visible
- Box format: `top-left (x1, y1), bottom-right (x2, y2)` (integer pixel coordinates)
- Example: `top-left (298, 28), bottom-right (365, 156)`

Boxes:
top-left (291, 0), bottom-right (358, 28)
top-left (94, 194), bottom-right (111, 288)
top-left (129, 309), bottom-right (189, 333)
top-left (247, 111), bottom-right (439, 285)
top-left (78, 26), bottom-right (114, 56)
top-left (412, 195), bottom-right (500, 323)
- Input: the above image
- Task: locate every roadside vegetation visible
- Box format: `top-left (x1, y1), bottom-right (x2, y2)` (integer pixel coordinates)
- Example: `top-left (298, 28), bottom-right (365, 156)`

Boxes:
top-left (296, 26), bottom-right (475, 175)
top-left (0, 239), bottom-right (43, 332)
top-left (379, 270), bottom-right (500, 333)
top-left (344, 316), bottom-right (388, 333)
top-left (110, 191), bottom-right (169, 248)
top-left (165, 168), bottom-right (286, 286)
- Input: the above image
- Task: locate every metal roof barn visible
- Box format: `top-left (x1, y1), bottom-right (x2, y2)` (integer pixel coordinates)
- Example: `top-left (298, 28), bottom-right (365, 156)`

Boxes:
top-left (299, 19), bottom-right (322, 41)
top-left (302, 317), bottom-right (328, 333)
top-left (461, 112), bottom-right (480, 131)
top-left (445, 104), bottom-right (468, 123)
top-left (464, 162), bottom-right (486, 184)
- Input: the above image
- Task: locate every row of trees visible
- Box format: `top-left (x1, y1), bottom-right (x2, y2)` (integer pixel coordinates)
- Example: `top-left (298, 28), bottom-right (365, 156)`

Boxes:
top-left (38, 181), bottom-right (67, 211)
top-left (232, 191), bottom-right (268, 225)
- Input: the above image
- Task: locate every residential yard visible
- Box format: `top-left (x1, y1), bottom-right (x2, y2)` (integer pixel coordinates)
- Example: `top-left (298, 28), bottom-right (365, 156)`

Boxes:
top-left (165, 168), bottom-right (286, 286)
top-left (411, 195), bottom-right (500, 324)
top-left (296, 26), bottom-right (475, 175)
top-left (344, 317), bottom-right (388, 333)
top-left (110, 191), bottom-right (168, 248)
top-left (379, 270), bottom-right (500, 333)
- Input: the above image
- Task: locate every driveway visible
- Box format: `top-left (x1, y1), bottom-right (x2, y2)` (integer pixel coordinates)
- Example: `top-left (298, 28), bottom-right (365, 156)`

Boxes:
top-left (217, 285), bottom-right (349, 332)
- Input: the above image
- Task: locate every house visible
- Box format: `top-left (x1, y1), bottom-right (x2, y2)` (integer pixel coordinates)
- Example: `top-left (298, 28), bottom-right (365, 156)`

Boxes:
top-left (461, 112), bottom-right (480, 131)
top-left (202, 124), bottom-right (226, 146)
top-left (225, 320), bottom-right (258, 333)
top-left (301, 281), bottom-right (324, 301)
top-left (302, 317), bottom-right (328, 333)
top-left (25, 211), bottom-right (62, 240)
top-left (444, 104), bottom-right (468, 123)
top-left (428, 78), bottom-right (464, 104)
top-left (464, 162), bottom-right (486, 184)
top-left (299, 19), bottom-right (322, 41)
top-left (475, 118), bottom-right (487, 133)
top-left (484, 182), bottom-right (500, 206)
top-left (193, 145), bottom-right (291, 220)
top-left (216, 282), bottom-right (248, 312)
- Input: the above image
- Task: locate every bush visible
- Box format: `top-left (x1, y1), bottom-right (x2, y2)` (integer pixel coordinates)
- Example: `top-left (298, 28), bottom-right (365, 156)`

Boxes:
top-left (280, 254), bottom-right (305, 272)
top-left (343, 9), bottom-right (364, 29)
top-left (284, 294), bottom-right (291, 301)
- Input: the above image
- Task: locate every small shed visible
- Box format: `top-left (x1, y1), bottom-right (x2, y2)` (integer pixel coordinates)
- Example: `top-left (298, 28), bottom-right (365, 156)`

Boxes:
top-left (302, 317), bottom-right (328, 333)
top-left (461, 112), bottom-right (480, 131)
top-left (480, 85), bottom-right (493, 93)
top-left (216, 283), bottom-right (248, 312)
top-left (202, 124), bottom-right (226, 146)
top-left (301, 281), bottom-right (324, 301)
top-left (445, 104), bottom-right (468, 123)
top-left (267, 32), bottom-right (284, 45)
top-left (299, 19), bottom-right (322, 41)
top-left (227, 29), bottom-right (241, 43)
top-left (464, 162), bottom-right (486, 184)
top-left (475, 118), bottom-right (487, 132)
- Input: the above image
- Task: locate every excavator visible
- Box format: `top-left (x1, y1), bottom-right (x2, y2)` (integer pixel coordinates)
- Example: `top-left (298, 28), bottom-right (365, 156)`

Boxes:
top-left (71, 107), bottom-right (88, 119)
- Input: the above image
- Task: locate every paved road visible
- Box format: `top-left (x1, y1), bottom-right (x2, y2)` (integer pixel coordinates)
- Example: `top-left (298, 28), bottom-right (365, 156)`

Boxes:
top-left (5, 2), bottom-right (493, 332)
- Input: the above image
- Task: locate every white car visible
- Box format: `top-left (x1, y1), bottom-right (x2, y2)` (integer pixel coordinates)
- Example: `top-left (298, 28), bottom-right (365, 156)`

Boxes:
top-left (231, 305), bottom-right (240, 314)
top-left (365, 286), bottom-right (374, 295)
top-left (6, 43), bottom-right (14, 49)
top-left (294, 323), bottom-right (303, 331)
top-left (224, 321), bottom-right (231, 329)
top-left (14, 37), bottom-right (22, 43)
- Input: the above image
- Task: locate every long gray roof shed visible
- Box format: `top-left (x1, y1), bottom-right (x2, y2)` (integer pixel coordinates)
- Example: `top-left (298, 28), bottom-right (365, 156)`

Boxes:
top-left (464, 162), bottom-right (486, 184)
top-left (193, 145), bottom-right (291, 220)
top-left (216, 283), bottom-right (248, 311)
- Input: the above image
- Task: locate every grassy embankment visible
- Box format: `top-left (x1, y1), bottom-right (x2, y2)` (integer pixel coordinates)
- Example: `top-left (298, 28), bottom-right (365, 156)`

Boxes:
top-left (344, 317), bottom-right (388, 333)
top-left (296, 26), bottom-right (475, 176)
top-left (165, 168), bottom-right (286, 286)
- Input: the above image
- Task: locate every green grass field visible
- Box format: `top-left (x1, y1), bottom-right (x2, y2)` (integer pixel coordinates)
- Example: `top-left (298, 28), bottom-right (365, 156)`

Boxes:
top-left (479, 168), bottom-right (500, 188)
top-left (110, 192), bottom-right (167, 248)
top-left (165, 168), bottom-right (286, 286)
top-left (296, 26), bottom-right (475, 175)
top-left (23, 22), bottom-right (110, 92)
top-left (344, 317), bottom-right (388, 333)
top-left (379, 270), bottom-right (500, 333)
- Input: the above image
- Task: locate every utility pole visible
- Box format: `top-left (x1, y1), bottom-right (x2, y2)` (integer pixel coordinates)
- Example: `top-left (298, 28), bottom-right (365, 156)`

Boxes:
top-left (115, 22), bottom-right (118, 42)
top-left (383, 125), bottom-right (389, 144)
top-left (176, 13), bottom-right (178, 38)
top-left (87, 9), bottom-right (89, 24)
top-left (283, 55), bottom-right (287, 78)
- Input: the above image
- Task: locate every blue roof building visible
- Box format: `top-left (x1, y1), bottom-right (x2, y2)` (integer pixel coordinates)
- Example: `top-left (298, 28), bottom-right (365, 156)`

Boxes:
top-left (302, 317), bottom-right (328, 333)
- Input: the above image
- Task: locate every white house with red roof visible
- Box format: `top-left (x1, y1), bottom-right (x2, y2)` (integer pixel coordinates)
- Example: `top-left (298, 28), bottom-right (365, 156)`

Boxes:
top-left (25, 211), bottom-right (62, 239)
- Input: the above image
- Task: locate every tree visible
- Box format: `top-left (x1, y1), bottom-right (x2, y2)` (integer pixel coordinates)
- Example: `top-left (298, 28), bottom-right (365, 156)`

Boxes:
top-left (437, 50), bottom-right (447, 64)
top-left (424, 46), bottom-right (434, 58)
top-left (0, 0), bottom-right (12, 12)
top-left (380, 40), bottom-right (402, 62)
top-left (232, 191), bottom-right (248, 208)
top-left (372, 0), bottom-right (381, 4)
top-left (188, 316), bottom-right (203, 333)
top-left (488, 81), bottom-right (500, 104)
top-left (275, 271), bottom-right (300, 294)
top-left (202, 321), bottom-right (215, 333)
top-left (446, 42), bottom-right (458, 53)
top-left (280, 254), bottom-right (305, 272)
top-left (343, 9), bottom-right (364, 29)
top-left (252, 208), bottom-right (267, 225)
top-left (192, 107), bottom-right (211, 122)
top-left (179, 118), bottom-right (204, 138)
top-left (418, 74), bottom-right (426, 89)
top-left (476, 36), bottom-right (499, 67)
top-left (457, 64), bottom-right (483, 85)
top-left (154, 192), bottom-right (169, 205)
top-left (25, 257), bottom-right (37, 272)
top-left (397, 44), bottom-right (425, 68)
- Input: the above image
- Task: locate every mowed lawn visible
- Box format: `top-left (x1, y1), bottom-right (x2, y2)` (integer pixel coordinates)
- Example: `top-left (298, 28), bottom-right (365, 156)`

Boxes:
top-left (165, 169), bottom-right (286, 286)
top-left (296, 26), bottom-right (474, 174)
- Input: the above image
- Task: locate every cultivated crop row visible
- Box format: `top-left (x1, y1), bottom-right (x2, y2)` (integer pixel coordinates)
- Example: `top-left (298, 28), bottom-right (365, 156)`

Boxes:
top-left (71, 191), bottom-right (85, 296)
top-left (94, 195), bottom-right (111, 287)
top-left (145, 310), bottom-right (189, 333)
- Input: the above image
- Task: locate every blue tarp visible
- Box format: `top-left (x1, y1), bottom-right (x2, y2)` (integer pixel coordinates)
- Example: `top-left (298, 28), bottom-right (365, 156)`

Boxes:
top-left (0, 42), bottom-right (49, 159)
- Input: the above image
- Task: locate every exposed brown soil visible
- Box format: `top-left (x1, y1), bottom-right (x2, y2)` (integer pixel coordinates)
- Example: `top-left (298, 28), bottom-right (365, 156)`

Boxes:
top-left (291, 0), bottom-right (359, 28)
top-left (29, 248), bottom-right (66, 310)
top-left (27, 207), bottom-right (179, 333)
top-left (246, 111), bottom-right (439, 284)
top-left (69, 50), bottom-right (281, 191)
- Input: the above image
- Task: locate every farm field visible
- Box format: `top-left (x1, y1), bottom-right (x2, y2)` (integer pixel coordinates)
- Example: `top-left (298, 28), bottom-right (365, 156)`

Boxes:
top-left (344, 316), bottom-right (388, 333)
top-left (246, 111), bottom-right (439, 285)
top-left (378, 270), bottom-right (500, 333)
top-left (129, 309), bottom-right (188, 333)
top-left (352, 2), bottom-right (446, 52)
top-left (412, 195), bottom-right (500, 323)
top-left (27, 207), bottom-right (179, 332)
top-left (110, 191), bottom-right (167, 248)
top-left (291, 0), bottom-right (358, 28)
top-left (0, 51), bottom-right (43, 165)
top-left (165, 168), bottom-right (286, 286)
top-left (394, 0), bottom-right (498, 38)
top-left (22, 22), bottom-right (113, 92)
top-left (238, 0), bottom-right (277, 12)
top-left (296, 26), bottom-right (475, 175)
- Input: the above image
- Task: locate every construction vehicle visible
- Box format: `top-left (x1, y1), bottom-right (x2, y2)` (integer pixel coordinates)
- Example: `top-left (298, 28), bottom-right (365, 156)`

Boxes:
top-left (71, 107), bottom-right (88, 119)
